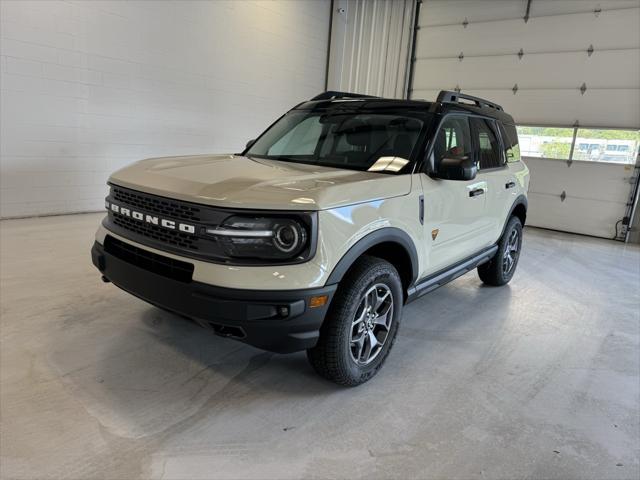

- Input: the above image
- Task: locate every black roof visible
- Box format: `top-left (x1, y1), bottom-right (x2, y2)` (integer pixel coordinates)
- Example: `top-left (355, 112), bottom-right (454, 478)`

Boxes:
top-left (295, 90), bottom-right (516, 125)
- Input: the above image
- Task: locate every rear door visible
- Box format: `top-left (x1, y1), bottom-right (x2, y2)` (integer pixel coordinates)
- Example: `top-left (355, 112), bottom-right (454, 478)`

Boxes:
top-left (470, 117), bottom-right (511, 243)
top-left (419, 115), bottom-right (492, 275)
top-left (496, 121), bottom-right (526, 232)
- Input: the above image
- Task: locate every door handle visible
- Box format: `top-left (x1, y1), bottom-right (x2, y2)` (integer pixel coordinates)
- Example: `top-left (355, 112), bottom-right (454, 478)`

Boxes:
top-left (469, 188), bottom-right (485, 197)
top-left (505, 181), bottom-right (516, 189)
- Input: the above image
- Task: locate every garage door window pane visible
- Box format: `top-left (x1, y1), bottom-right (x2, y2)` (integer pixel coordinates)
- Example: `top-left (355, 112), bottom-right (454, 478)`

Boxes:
top-left (516, 126), bottom-right (574, 160)
top-left (572, 129), bottom-right (639, 164)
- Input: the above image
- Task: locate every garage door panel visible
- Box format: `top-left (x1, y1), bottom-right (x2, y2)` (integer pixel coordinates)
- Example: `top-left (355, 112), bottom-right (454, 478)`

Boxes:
top-left (532, 0), bottom-right (640, 16)
top-left (420, 0), bottom-right (640, 26)
top-left (413, 1), bottom-right (639, 240)
top-left (525, 157), bottom-right (631, 238)
top-left (526, 158), bottom-right (633, 204)
top-left (416, 8), bottom-right (640, 58)
top-left (420, 0), bottom-right (527, 26)
top-left (413, 50), bottom-right (640, 90)
top-left (527, 192), bottom-right (624, 238)
top-left (411, 88), bottom-right (640, 128)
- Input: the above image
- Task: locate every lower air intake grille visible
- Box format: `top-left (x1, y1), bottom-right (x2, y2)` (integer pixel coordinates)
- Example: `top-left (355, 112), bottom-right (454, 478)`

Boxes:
top-left (104, 235), bottom-right (194, 283)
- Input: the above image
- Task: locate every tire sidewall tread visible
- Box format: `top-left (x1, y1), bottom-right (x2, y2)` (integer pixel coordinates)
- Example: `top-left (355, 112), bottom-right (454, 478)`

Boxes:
top-left (307, 256), bottom-right (403, 386)
top-left (478, 216), bottom-right (523, 286)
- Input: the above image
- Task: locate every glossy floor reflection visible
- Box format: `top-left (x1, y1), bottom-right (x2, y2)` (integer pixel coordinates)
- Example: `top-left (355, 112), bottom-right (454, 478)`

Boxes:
top-left (1, 213), bottom-right (639, 479)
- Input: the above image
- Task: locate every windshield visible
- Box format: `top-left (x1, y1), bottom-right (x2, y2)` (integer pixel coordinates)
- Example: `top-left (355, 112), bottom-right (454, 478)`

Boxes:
top-left (246, 110), bottom-right (430, 173)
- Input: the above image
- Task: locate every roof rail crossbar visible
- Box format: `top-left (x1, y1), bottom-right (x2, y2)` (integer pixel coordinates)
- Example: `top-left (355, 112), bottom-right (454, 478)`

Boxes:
top-left (437, 90), bottom-right (503, 111)
top-left (311, 91), bottom-right (380, 101)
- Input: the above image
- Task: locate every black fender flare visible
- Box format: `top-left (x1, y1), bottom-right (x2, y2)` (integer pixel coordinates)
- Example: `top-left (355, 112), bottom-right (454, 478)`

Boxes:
top-left (500, 194), bottom-right (528, 238)
top-left (325, 227), bottom-right (419, 286)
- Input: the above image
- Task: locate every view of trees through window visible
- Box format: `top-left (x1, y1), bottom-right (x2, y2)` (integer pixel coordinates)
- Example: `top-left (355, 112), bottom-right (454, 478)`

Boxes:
top-left (516, 126), bottom-right (639, 164)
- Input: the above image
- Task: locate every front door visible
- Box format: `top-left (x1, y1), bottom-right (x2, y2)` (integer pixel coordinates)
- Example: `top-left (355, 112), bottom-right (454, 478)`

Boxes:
top-left (419, 115), bottom-right (493, 276)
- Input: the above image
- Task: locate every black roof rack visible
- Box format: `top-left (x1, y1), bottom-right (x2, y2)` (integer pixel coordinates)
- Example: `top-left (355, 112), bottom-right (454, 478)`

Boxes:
top-left (437, 90), bottom-right (503, 111)
top-left (311, 91), bottom-right (380, 101)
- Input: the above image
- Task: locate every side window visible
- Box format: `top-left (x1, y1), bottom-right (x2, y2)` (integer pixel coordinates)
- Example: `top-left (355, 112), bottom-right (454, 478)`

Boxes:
top-left (498, 122), bottom-right (521, 163)
top-left (432, 116), bottom-right (472, 168)
top-left (471, 118), bottom-right (503, 169)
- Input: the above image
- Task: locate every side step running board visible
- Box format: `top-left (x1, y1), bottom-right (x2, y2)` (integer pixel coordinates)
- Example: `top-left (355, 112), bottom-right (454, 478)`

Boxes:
top-left (406, 245), bottom-right (498, 303)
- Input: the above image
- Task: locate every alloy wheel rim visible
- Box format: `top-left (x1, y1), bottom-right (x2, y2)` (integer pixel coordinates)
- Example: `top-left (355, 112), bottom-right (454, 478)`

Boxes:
top-left (349, 283), bottom-right (394, 366)
top-left (503, 228), bottom-right (520, 275)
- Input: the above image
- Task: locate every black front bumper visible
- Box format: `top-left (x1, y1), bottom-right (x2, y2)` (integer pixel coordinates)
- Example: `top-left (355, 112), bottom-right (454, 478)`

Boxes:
top-left (91, 239), bottom-right (336, 353)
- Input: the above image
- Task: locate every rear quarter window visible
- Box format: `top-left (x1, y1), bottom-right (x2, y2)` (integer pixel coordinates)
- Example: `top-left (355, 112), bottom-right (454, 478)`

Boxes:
top-left (499, 123), bottom-right (521, 163)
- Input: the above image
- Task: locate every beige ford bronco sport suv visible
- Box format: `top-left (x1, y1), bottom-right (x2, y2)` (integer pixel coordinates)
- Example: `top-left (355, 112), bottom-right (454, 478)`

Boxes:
top-left (92, 90), bottom-right (529, 386)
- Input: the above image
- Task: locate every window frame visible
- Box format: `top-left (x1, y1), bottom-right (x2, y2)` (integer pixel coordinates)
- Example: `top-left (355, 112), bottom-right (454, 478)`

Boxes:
top-left (470, 117), bottom-right (507, 172)
top-left (420, 113), bottom-right (473, 175)
top-left (419, 112), bottom-right (513, 175)
top-left (497, 121), bottom-right (521, 164)
top-left (245, 108), bottom-right (433, 174)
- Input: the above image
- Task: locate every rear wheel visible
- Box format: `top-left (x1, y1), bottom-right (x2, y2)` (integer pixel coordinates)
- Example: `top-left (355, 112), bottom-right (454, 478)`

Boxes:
top-left (478, 216), bottom-right (523, 286)
top-left (307, 256), bottom-right (402, 386)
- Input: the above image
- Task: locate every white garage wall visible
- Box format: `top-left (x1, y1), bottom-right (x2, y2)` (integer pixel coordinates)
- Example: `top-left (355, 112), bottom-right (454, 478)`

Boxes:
top-left (326, 0), bottom-right (416, 98)
top-left (0, 0), bottom-right (330, 218)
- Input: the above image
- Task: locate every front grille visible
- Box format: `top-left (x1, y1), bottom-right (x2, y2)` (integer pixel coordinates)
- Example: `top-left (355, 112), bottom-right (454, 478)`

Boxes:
top-left (105, 184), bottom-right (229, 259)
top-left (104, 184), bottom-right (316, 265)
top-left (112, 214), bottom-right (199, 250)
top-left (104, 235), bottom-right (194, 282)
top-left (112, 186), bottom-right (201, 221)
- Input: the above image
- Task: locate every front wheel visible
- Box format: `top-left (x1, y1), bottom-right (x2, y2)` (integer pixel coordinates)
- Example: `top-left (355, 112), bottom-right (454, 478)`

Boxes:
top-left (478, 216), bottom-right (523, 286)
top-left (307, 256), bottom-right (403, 386)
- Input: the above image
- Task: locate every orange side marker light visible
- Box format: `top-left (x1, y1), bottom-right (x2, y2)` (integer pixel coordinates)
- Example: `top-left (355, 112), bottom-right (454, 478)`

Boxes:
top-left (309, 295), bottom-right (328, 308)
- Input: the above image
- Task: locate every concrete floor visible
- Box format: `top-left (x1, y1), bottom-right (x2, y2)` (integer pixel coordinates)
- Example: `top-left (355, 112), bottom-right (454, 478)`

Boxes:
top-left (1, 213), bottom-right (639, 480)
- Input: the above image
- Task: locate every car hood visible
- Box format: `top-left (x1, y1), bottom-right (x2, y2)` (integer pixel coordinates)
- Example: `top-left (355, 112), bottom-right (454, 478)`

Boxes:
top-left (109, 154), bottom-right (412, 210)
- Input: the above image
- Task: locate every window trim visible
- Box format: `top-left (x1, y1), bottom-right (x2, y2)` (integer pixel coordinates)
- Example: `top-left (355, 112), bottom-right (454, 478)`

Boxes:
top-left (470, 117), bottom-right (507, 172)
top-left (497, 121), bottom-right (521, 164)
top-left (418, 113), bottom-right (472, 175)
top-left (246, 108), bottom-right (433, 174)
top-left (417, 112), bottom-right (516, 175)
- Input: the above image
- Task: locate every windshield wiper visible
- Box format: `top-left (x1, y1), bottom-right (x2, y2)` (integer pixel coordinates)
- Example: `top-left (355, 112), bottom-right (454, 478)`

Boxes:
top-left (251, 154), bottom-right (315, 164)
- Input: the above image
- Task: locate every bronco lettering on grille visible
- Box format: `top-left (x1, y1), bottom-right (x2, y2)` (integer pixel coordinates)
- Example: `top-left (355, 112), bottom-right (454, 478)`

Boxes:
top-left (105, 200), bottom-right (196, 234)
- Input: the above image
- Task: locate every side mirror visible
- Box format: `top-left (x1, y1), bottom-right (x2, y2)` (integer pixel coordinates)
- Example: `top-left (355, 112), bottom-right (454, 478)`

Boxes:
top-left (245, 139), bottom-right (256, 150)
top-left (436, 157), bottom-right (477, 181)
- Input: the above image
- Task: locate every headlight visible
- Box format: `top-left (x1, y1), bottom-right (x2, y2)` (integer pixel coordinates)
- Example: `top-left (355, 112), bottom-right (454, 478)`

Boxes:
top-left (206, 216), bottom-right (309, 260)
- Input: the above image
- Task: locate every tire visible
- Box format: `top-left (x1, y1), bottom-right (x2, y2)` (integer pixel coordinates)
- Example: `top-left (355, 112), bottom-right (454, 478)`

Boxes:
top-left (478, 216), bottom-right (523, 286)
top-left (307, 256), bottom-right (403, 386)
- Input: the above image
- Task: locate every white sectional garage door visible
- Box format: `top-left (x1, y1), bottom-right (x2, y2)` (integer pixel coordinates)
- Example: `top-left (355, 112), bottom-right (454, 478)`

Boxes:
top-left (410, 0), bottom-right (640, 239)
